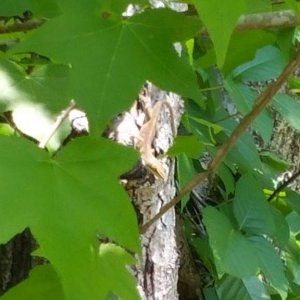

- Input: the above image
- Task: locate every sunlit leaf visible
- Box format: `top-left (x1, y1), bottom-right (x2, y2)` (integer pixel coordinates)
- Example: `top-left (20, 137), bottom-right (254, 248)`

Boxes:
top-left (0, 136), bottom-right (139, 300)
top-left (0, 59), bottom-right (71, 113)
top-left (192, 0), bottom-right (246, 67)
top-left (13, 4), bottom-right (201, 131)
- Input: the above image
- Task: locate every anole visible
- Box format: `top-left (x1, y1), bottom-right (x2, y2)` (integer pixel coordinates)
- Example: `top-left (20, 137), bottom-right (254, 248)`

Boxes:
top-left (136, 100), bottom-right (175, 180)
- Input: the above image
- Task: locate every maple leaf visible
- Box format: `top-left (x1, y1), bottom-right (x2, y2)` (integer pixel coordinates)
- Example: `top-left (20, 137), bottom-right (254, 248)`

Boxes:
top-left (0, 59), bottom-right (71, 113)
top-left (0, 136), bottom-right (139, 299)
top-left (13, 2), bottom-right (201, 131)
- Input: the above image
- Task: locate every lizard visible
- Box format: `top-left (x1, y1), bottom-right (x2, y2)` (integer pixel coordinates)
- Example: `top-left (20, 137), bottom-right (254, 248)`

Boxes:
top-left (135, 99), bottom-right (176, 181)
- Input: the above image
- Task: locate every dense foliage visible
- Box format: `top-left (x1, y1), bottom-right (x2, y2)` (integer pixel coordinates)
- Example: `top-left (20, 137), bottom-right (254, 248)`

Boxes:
top-left (1, 0), bottom-right (300, 299)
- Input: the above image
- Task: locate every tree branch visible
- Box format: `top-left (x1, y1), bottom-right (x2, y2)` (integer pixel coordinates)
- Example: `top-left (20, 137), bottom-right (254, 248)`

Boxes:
top-left (236, 10), bottom-right (300, 31)
top-left (267, 169), bottom-right (300, 202)
top-left (0, 10), bottom-right (300, 36)
top-left (0, 19), bottom-right (45, 34)
top-left (140, 47), bottom-right (300, 234)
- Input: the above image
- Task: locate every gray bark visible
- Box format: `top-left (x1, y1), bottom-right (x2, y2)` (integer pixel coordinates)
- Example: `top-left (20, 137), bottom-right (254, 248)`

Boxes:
top-left (237, 10), bottom-right (300, 31)
top-left (268, 112), bottom-right (300, 191)
top-left (113, 82), bottom-right (183, 299)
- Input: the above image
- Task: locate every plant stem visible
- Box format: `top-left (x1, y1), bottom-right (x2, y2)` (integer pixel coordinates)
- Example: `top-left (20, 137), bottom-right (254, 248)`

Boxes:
top-left (38, 100), bottom-right (76, 149)
top-left (140, 48), bottom-right (300, 234)
top-left (267, 169), bottom-right (300, 202)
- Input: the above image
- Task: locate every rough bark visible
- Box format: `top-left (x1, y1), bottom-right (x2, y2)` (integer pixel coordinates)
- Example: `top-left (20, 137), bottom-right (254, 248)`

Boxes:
top-left (0, 229), bottom-right (33, 295)
top-left (236, 10), bottom-right (300, 31)
top-left (268, 111), bottom-right (300, 191)
top-left (111, 82), bottom-right (183, 299)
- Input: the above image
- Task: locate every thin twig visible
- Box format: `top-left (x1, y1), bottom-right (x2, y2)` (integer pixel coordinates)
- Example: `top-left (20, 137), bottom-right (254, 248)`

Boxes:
top-left (140, 48), bottom-right (300, 234)
top-left (267, 169), bottom-right (300, 202)
top-left (38, 100), bottom-right (76, 149)
top-left (200, 85), bottom-right (223, 92)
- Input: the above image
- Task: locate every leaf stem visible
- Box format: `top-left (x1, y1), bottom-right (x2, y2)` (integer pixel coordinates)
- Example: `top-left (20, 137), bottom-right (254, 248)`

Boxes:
top-left (38, 100), bottom-right (76, 149)
top-left (140, 48), bottom-right (300, 234)
top-left (200, 85), bottom-right (223, 92)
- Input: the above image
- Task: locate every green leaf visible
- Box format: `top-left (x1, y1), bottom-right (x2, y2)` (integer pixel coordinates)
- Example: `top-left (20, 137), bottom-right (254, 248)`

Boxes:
top-left (203, 287), bottom-right (219, 300)
top-left (286, 211), bottom-right (300, 236)
top-left (242, 277), bottom-right (270, 300)
top-left (168, 135), bottom-right (203, 158)
top-left (217, 275), bottom-right (270, 300)
top-left (192, 236), bottom-right (215, 275)
top-left (244, 0), bottom-right (272, 13)
top-left (233, 174), bottom-right (275, 236)
top-left (1, 265), bottom-right (64, 300)
top-left (224, 79), bottom-right (273, 142)
top-left (0, 123), bottom-right (14, 136)
top-left (223, 30), bottom-right (275, 75)
top-left (270, 207), bottom-right (290, 249)
top-left (13, 5), bottom-right (201, 131)
top-left (98, 243), bottom-right (139, 300)
top-left (203, 206), bottom-right (259, 278)
top-left (0, 136), bottom-right (139, 300)
top-left (194, 49), bottom-right (217, 69)
top-left (232, 45), bottom-right (287, 81)
top-left (217, 163), bottom-right (235, 199)
top-left (260, 151), bottom-right (290, 173)
top-left (286, 190), bottom-right (300, 214)
top-left (0, 59), bottom-right (71, 113)
top-left (285, 0), bottom-right (300, 15)
top-left (285, 226), bottom-right (300, 288)
top-left (248, 236), bottom-right (288, 299)
top-left (272, 93), bottom-right (300, 132)
top-left (176, 153), bottom-right (197, 209)
top-left (193, 0), bottom-right (246, 67)
top-left (224, 130), bottom-right (262, 173)
top-left (287, 76), bottom-right (300, 91)
top-left (189, 116), bottom-right (223, 135)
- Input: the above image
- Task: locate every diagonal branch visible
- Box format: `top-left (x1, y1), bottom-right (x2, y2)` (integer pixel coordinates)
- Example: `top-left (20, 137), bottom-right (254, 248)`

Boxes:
top-left (140, 47), bottom-right (300, 234)
top-left (0, 10), bottom-right (300, 36)
top-left (0, 19), bottom-right (45, 34)
top-left (267, 168), bottom-right (300, 202)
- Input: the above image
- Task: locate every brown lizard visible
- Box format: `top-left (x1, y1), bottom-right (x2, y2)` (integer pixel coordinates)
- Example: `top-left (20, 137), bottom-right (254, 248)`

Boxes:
top-left (136, 100), bottom-right (176, 181)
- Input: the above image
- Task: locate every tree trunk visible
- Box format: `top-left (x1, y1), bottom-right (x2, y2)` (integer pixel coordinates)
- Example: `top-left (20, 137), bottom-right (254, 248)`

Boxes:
top-left (268, 111), bottom-right (300, 190)
top-left (111, 82), bottom-right (183, 299)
